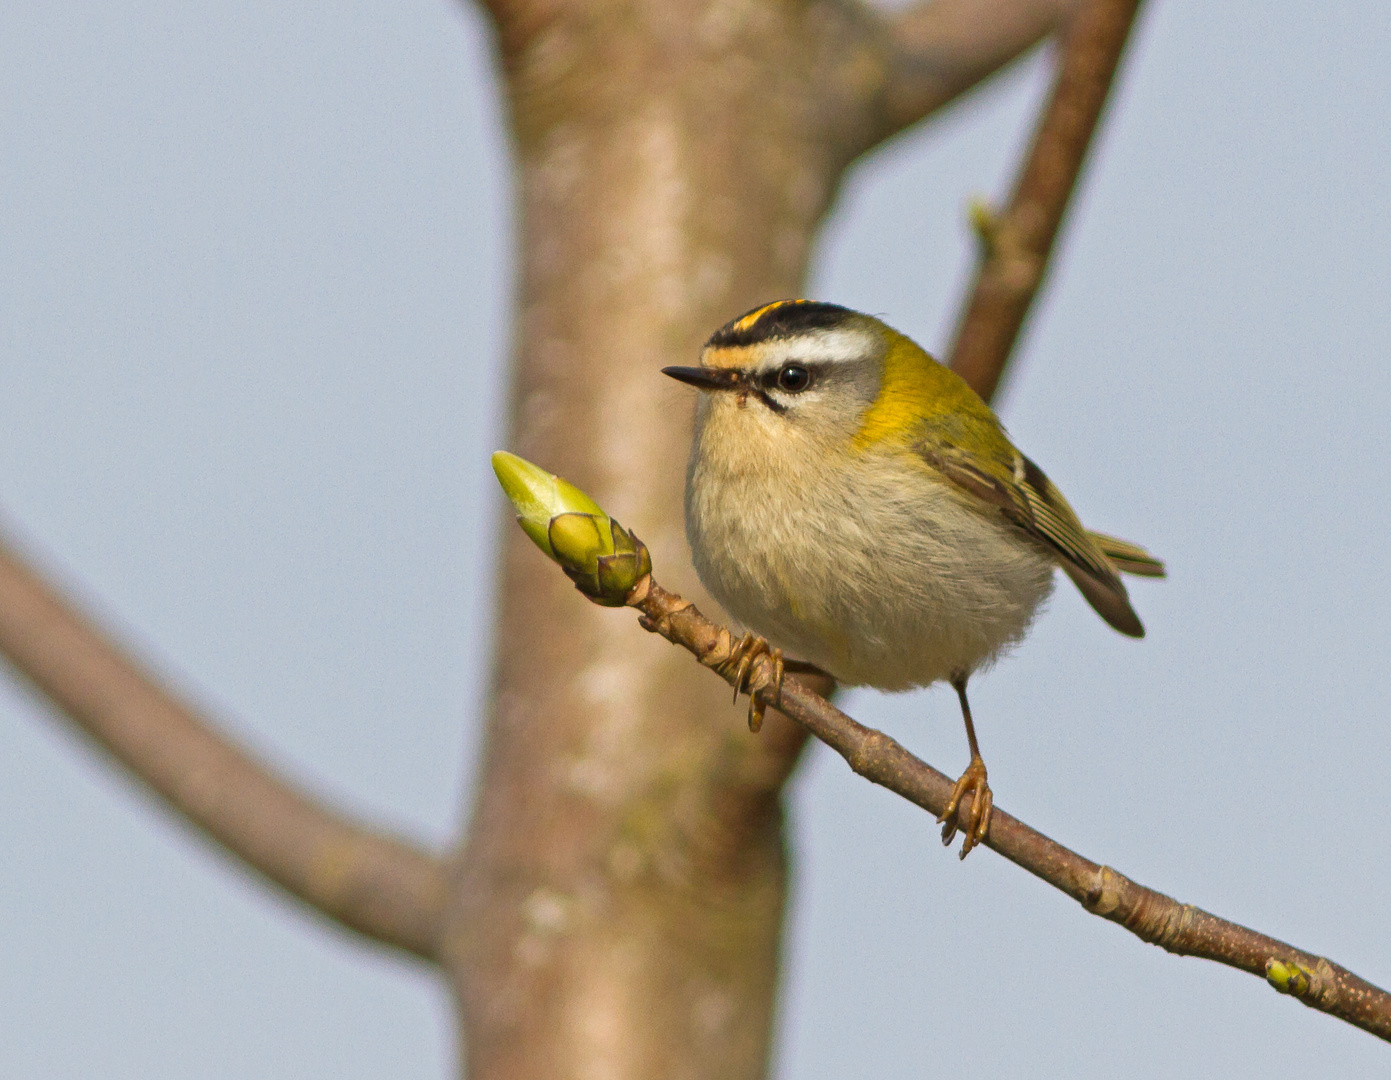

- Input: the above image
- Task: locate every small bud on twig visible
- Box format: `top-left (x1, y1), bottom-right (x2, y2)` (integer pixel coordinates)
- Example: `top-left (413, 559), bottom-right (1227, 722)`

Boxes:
top-left (968, 196), bottom-right (1001, 256)
top-left (1266, 959), bottom-right (1313, 996)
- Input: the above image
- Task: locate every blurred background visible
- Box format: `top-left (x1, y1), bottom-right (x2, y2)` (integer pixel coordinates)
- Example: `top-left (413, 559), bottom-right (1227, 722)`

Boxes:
top-left (2, 0), bottom-right (1389, 1076)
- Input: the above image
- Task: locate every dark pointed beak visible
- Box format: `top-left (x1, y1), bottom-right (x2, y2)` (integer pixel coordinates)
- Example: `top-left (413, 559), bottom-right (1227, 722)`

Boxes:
top-left (662, 365), bottom-right (744, 392)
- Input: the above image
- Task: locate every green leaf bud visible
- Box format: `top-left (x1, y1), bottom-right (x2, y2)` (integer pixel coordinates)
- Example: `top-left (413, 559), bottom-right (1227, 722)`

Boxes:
top-left (1265, 959), bottom-right (1311, 996)
top-left (491, 451), bottom-right (651, 605)
top-left (491, 451), bottom-right (606, 560)
top-left (548, 512), bottom-right (614, 567)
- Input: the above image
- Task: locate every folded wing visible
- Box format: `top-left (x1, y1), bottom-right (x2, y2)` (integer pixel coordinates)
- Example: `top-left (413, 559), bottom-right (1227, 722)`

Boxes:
top-left (917, 437), bottom-right (1164, 638)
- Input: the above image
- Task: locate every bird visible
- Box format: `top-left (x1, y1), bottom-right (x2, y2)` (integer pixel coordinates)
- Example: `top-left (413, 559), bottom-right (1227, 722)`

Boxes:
top-left (663, 299), bottom-right (1164, 857)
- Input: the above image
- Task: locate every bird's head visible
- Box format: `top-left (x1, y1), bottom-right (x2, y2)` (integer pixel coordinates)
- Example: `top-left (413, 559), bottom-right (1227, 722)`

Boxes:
top-left (663, 300), bottom-right (896, 446)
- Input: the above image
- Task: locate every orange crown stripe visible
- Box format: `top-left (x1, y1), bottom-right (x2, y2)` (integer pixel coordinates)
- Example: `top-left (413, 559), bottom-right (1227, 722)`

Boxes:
top-left (731, 299), bottom-right (813, 334)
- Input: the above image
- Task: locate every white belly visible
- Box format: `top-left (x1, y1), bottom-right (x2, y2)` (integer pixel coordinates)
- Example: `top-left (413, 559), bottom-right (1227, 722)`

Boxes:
top-left (686, 439), bottom-right (1055, 691)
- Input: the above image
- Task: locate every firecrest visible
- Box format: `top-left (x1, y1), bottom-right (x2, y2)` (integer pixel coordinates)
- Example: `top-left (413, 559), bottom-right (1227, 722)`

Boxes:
top-left (664, 299), bottom-right (1163, 857)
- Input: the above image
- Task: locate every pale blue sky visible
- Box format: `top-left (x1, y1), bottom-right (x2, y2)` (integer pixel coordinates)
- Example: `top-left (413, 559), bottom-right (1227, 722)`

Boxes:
top-left (2, 1), bottom-right (1389, 1076)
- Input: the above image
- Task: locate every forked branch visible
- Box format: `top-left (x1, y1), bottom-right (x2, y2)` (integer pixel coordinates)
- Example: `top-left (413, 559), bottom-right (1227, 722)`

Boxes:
top-left (0, 530), bottom-right (447, 960)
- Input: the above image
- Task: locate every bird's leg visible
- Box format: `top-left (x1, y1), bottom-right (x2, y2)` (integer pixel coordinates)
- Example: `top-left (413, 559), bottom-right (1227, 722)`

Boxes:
top-left (781, 658), bottom-right (831, 679)
top-left (937, 673), bottom-right (993, 859)
top-left (717, 632), bottom-right (784, 733)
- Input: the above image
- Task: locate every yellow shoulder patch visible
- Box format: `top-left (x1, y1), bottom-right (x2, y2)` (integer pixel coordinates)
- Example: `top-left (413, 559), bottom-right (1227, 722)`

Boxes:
top-left (853, 330), bottom-right (978, 450)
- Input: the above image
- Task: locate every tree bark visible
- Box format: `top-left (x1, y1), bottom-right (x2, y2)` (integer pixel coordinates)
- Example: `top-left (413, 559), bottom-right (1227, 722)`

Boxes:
top-left (448, 7), bottom-right (869, 1075)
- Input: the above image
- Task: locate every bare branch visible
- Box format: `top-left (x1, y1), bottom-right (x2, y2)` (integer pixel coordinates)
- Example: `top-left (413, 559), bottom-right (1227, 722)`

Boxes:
top-left (871, 0), bottom-right (1081, 148)
top-left (0, 528), bottom-right (448, 960)
top-left (947, 0), bottom-right (1143, 401)
top-left (622, 574), bottom-right (1391, 1044)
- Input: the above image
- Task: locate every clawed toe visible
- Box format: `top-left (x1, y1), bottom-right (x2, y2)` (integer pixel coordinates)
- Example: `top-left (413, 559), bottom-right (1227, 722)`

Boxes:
top-left (719, 633), bottom-right (784, 733)
top-left (937, 755), bottom-right (992, 859)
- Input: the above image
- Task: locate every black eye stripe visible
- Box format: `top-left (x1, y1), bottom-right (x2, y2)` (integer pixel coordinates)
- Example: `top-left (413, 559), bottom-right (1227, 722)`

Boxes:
top-left (752, 389), bottom-right (788, 414)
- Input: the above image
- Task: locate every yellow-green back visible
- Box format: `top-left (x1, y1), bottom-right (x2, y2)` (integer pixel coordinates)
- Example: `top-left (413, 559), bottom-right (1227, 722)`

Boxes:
top-left (853, 327), bottom-right (1017, 478)
top-left (851, 324), bottom-right (1161, 637)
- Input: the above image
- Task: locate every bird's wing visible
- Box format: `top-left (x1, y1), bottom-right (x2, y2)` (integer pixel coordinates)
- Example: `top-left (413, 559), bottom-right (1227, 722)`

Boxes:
top-left (915, 429), bottom-right (1150, 638)
top-left (1086, 531), bottom-right (1166, 577)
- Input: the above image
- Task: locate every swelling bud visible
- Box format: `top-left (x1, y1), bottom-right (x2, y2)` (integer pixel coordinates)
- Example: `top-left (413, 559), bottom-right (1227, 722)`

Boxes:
top-left (491, 451), bottom-right (651, 606)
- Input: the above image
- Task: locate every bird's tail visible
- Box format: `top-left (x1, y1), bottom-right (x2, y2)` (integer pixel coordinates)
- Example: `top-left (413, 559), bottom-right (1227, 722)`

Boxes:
top-left (1087, 531), bottom-right (1166, 578)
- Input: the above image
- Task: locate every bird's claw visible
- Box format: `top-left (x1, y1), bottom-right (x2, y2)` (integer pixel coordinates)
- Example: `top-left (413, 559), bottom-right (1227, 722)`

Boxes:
top-left (937, 755), bottom-right (992, 859)
top-left (719, 633), bottom-right (784, 733)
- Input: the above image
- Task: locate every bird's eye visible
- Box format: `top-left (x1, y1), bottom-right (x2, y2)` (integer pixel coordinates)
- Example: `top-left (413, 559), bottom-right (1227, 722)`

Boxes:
top-left (776, 364), bottom-right (811, 392)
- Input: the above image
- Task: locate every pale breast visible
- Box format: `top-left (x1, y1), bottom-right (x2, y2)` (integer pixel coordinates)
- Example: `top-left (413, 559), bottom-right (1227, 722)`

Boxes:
top-left (686, 423), bottom-right (1056, 690)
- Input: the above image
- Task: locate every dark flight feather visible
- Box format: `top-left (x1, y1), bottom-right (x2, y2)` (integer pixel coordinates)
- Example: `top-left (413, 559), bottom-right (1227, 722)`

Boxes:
top-left (918, 440), bottom-right (1154, 638)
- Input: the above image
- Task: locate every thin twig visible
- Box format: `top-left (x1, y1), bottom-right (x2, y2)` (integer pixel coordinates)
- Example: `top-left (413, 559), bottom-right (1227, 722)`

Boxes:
top-left (947, 0), bottom-right (1143, 402)
top-left (0, 530), bottom-right (447, 960)
top-left (624, 574), bottom-right (1391, 1043)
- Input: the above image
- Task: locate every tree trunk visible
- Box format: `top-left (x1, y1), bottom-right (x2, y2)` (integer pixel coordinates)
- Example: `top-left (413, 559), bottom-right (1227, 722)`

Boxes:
top-left (446, 5), bottom-right (882, 1075)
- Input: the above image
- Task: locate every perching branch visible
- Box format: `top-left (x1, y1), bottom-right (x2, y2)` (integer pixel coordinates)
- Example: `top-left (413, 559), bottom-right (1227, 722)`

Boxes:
top-left (0, 528), bottom-right (447, 960)
top-left (629, 574), bottom-right (1391, 1043)
top-left (947, 0), bottom-right (1144, 401)
top-left (491, 454), bottom-right (1391, 1046)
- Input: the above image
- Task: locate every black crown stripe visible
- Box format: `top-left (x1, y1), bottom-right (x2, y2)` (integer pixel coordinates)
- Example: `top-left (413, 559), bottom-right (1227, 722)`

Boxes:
top-left (706, 299), bottom-right (855, 348)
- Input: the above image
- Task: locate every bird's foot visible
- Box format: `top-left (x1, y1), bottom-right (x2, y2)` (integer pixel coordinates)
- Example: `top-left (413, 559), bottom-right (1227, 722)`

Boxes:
top-left (718, 632), bottom-right (784, 733)
top-left (937, 754), bottom-right (992, 859)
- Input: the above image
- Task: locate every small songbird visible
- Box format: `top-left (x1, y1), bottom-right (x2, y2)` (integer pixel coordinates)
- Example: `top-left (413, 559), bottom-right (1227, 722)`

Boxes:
top-left (664, 300), bottom-right (1163, 857)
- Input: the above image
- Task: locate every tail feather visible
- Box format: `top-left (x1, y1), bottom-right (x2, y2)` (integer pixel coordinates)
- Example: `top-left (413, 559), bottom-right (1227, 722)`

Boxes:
top-left (1059, 562), bottom-right (1146, 638)
top-left (1087, 531), bottom-right (1166, 578)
